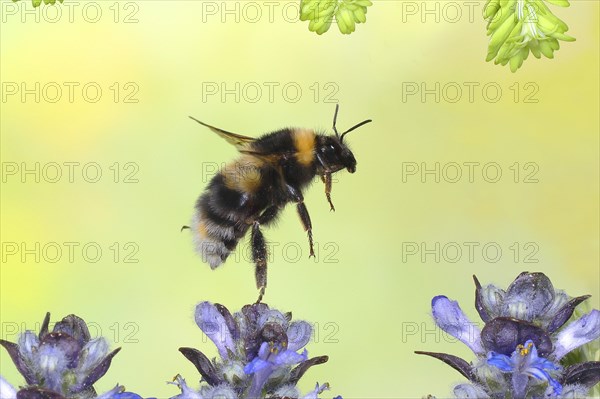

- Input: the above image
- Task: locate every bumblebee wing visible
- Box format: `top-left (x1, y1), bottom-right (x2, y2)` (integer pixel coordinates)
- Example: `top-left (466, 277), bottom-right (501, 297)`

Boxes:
top-left (189, 116), bottom-right (256, 151)
top-left (239, 149), bottom-right (282, 165)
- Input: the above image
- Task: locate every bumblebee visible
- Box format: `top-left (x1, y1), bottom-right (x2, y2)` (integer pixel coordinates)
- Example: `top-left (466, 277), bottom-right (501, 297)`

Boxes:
top-left (185, 105), bottom-right (371, 301)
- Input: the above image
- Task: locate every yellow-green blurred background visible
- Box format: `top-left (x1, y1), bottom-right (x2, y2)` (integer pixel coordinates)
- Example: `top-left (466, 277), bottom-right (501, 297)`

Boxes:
top-left (1, 0), bottom-right (598, 397)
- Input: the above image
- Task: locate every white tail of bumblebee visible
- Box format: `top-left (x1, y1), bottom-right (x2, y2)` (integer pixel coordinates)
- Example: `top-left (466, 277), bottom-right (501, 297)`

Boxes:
top-left (190, 212), bottom-right (231, 269)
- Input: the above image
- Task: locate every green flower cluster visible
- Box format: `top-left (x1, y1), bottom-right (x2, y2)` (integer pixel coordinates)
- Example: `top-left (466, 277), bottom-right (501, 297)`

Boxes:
top-left (12, 0), bottom-right (63, 7)
top-left (300, 0), bottom-right (373, 35)
top-left (484, 0), bottom-right (575, 72)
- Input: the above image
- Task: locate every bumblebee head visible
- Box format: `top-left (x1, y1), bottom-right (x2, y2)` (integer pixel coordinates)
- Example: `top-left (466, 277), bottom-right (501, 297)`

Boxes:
top-left (317, 104), bottom-right (371, 174)
top-left (318, 135), bottom-right (358, 174)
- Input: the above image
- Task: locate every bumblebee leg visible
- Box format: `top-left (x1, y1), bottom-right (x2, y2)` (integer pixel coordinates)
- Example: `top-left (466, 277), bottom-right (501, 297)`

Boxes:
top-left (250, 205), bottom-right (282, 303)
top-left (322, 173), bottom-right (335, 212)
top-left (296, 202), bottom-right (315, 258)
top-left (251, 221), bottom-right (268, 303)
top-left (285, 184), bottom-right (316, 258)
top-left (316, 153), bottom-right (335, 211)
top-left (258, 205), bottom-right (281, 226)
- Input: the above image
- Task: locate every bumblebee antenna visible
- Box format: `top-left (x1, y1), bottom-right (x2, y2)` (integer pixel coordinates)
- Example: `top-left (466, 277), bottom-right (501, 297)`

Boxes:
top-left (332, 104), bottom-right (340, 138)
top-left (340, 119), bottom-right (372, 143)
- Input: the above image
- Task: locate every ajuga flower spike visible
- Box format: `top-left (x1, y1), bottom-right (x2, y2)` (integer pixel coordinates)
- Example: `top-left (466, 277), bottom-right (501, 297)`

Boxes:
top-left (171, 302), bottom-right (340, 399)
top-left (416, 272), bottom-right (600, 398)
top-left (0, 312), bottom-right (142, 399)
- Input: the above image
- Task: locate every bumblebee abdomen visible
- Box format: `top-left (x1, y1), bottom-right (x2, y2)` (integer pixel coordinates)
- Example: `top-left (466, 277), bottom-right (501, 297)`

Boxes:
top-left (191, 205), bottom-right (247, 269)
top-left (191, 156), bottom-right (272, 269)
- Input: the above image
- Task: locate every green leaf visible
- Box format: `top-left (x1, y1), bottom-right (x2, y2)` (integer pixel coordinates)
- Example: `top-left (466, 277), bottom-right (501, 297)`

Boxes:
top-left (545, 0), bottom-right (570, 6)
top-left (301, 0), bottom-right (371, 35)
top-left (484, 0), bottom-right (575, 71)
top-left (13, 0), bottom-right (63, 7)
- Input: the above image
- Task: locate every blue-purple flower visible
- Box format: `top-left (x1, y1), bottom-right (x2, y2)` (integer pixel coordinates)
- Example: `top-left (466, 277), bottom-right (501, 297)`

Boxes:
top-left (0, 312), bottom-right (143, 399)
top-left (416, 272), bottom-right (600, 398)
top-left (0, 376), bottom-right (17, 399)
top-left (244, 342), bottom-right (308, 397)
top-left (487, 340), bottom-right (562, 397)
top-left (171, 302), bottom-right (337, 399)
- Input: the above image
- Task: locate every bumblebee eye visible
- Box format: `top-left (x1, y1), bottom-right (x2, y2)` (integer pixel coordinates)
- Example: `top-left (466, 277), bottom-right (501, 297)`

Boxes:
top-left (321, 144), bottom-right (335, 156)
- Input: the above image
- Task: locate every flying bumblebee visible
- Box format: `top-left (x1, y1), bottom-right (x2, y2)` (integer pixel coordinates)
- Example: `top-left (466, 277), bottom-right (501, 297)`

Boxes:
top-left (185, 105), bottom-right (371, 301)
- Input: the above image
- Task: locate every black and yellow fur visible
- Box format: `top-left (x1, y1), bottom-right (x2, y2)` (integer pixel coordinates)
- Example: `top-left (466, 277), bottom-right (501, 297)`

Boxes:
top-left (186, 105), bottom-right (372, 301)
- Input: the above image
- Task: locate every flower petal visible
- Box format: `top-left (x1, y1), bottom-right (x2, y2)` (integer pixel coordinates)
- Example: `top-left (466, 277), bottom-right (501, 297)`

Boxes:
top-left (36, 336), bottom-right (76, 391)
top-left (246, 366), bottom-right (273, 398)
top-left (52, 314), bottom-right (91, 347)
top-left (272, 348), bottom-right (308, 367)
top-left (555, 384), bottom-right (590, 397)
top-left (503, 272), bottom-right (555, 321)
top-left (214, 303), bottom-right (239, 340)
top-left (241, 303), bottom-right (270, 329)
top-left (244, 357), bottom-right (271, 375)
top-left (169, 375), bottom-right (203, 399)
top-left (287, 321), bottom-right (313, 352)
top-left (76, 347), bottom-right (121, 393)
top-left (205, 385), bottom-right (237, 399)
top-left (77, 338), bottom-right (109, 373)
top-left (431, 296), bottom-right (483, 354)
top-left (511, 373), bottom-right (529, 398)
top-left (453, 383), bottom-right (490, 398)
top-left (245, 323), bottom-right (289, 362)
top-left (0, 376), bottom-right (17, 399)
top-left (40, 331), bottom-right (83, 369)
top-left (541, 289), bottom-right (569, 319)
top-left (258, 309), bottom-right (289, 331)
top-left (195, 302), bottom-right (235, 359)
top-left (301, 383), bottom-right (330, 399)
top-left (18, 331), bottom-right (39, 361)
top-left (257, 341), bottom-right (270, 359)
top-left (522, 367), bottom-right (562, 396)
top-left (487, 352), bottom-right (514, 372)
top-left (480, 317), bottom-right (553, 356)
top-left (259, 323), bottom-right (289, 348)
top-left (553, 310), bottom-right (600, 360)
top-left (524, 341), bottom-right (560, 372)
top-left (473, 275), bottom-right (504, 323)
top-left (113, 393), bottom-right (145, 399)
top-left (274, 385), bottom-right (300, 398)
top-left (221, 360), bottom-right (246, 384)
